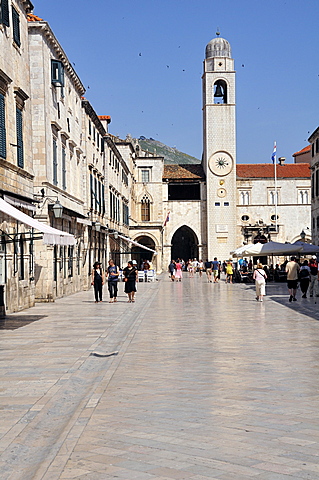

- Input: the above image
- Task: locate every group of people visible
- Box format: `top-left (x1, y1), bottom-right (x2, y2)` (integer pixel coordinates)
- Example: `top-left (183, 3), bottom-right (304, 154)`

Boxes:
top-left (252, 255), bottom-right (319, 303)
top-left (91, 260), bottom-right (139, 304)
top-left (169, 257), bottom-right (226, 283)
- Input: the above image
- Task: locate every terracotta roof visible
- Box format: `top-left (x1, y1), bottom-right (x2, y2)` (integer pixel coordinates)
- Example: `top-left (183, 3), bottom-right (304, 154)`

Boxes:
top-left (292, 145), bottom-right (311, 157)
top-left (98, 115), bottom-right (111, 123)
top-left (27, 13), bottom-right (43, 22)
top-left (163, 164), bottom-right (205, 181)
top-left (237, 163), bottom-right (310, 179)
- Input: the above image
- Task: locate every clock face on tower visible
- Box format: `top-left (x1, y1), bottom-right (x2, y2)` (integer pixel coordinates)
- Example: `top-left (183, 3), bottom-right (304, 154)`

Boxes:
top-left (208, 151), bottom-right (233, 176)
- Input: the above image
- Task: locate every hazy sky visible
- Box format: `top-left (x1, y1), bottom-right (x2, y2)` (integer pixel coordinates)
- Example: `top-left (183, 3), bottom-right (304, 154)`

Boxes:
top-left (33, 0), bottom-right (319, 164)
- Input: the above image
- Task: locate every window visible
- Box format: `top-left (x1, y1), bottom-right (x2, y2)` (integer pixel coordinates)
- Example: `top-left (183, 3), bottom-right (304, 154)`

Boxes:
top-left (62, 146), bottom-right (66, 190)
top-left (19, 235), bottom-right (24, 280)
top-left (0, 93), bottom-right (6, 159)
top-left (141, 195), bottom-right (150, 221)
top-left (312, 143), bottom-right (315, 157)
top-left (241, 215), bottom-right (249, 221)
top-left (51, 60), bottom-right (64, 87)
top-left (68, 246), bottom-right (73, 278)
top-left (240, 191), bottom-right (250, 205)
top-left (141, 169), bottom-right (150, 183)
top-left (298, 190), bottom-right (309, 204)
top-left (215, 202), bottom-right (220, 206)
top-left (16, 107), bottom-right (23, 168)
top-left (224, 202), bottom-right (229, 206)
top-left (12, 6), bottom-right (20, 46)
top-left (123, 203), bottom-right (129, 226)
top-left (269, 190), bottom-right (279, 205)
top-left (53, 138), bottom-right (58, 185)
top-left (0, 0), bottom-right (10, 26)
top-left (168, 183), bottom-right (200, 200)
top-left (316, 170), bottom-right (319, 197)
top-left (316, 139), bottom-right (319, 154)
top-left (271, 214), bottom-right (279, 221)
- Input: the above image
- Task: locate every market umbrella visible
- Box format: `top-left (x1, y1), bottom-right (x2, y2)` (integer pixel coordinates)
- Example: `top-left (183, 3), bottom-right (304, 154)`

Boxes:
top-left (292, 241), bottom-right (319, 255)
top-left (243, 241), bottom-right (303, 256)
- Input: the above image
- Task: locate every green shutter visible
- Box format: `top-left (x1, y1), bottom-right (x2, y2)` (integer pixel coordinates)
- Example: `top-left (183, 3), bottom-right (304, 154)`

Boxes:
top-left (90, 173), bottom-right (93, 210)
top-left (53, 138), bottom-right (58, 185)
top-left (12, 6), bottom-right (20, 46)
top-left (0, 94), bottom-right (6, 159)
top-left (62, 146), bottom-right (66, 190)
top-left (0, 0), bottom-right (10, 26)
top-left (16, 107), bottom-right (23, 168)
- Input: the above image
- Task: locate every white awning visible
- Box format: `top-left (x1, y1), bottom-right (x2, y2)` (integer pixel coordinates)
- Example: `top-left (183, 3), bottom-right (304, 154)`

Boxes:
top-left (0, 198), bottom-right (76, 246)
top-left (118, 234), bottom-right (157, 254)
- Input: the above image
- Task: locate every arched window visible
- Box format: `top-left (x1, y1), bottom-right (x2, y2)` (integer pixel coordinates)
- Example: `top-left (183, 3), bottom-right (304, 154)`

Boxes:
top-left (240, 191), bottom-right (250, 205)
top-left (141, 195), bottom-right (150, 221)
top-left (214, 79), bottom-right (227, 104)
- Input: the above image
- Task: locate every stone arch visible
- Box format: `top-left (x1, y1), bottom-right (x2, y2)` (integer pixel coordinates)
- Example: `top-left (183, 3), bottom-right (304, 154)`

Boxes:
top-left (171, 225), bottom-right (199, 262)
top-left (131, 235), bottom-right (156, 268)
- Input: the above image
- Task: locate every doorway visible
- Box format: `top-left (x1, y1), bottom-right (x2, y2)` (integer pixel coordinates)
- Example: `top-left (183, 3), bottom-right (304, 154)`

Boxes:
top-left (171, 226), bottom-right (198, 262)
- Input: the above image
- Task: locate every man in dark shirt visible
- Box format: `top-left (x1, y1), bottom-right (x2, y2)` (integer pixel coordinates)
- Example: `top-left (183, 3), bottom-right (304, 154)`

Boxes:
top-left (204, 259), bottom-right (212, 283)
top-left (212, 257), bottom-right (220, 283)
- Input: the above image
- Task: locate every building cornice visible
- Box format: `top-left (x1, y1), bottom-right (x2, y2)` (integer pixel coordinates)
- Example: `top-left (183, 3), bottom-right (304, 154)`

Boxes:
top-left (28, 22), bottom-right (85, 96)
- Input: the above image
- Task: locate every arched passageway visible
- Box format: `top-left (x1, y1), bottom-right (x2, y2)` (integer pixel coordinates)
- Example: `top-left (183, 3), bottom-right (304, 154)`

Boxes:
top-left (131, 236), bottom-right (156, 269)
top-left (171, 226), bottom-right (199, 262)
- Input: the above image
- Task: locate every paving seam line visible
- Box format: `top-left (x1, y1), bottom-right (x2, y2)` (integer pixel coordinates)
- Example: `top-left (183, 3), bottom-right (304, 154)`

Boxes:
top-left (34, 281), bottom-right (160, 480)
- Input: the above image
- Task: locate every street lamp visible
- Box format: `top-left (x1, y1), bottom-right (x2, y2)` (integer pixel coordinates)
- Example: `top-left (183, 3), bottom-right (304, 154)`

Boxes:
top-left (51, 200), bottom-right (63, 218)
top-left (95, 222), bottom-right (101, 232)
top-left (300, 229), bottom-right (306, 241)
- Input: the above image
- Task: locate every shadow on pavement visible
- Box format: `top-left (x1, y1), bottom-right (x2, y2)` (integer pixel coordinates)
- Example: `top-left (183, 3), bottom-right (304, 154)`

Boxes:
top-left (0, 315), bottom-right (47, 330)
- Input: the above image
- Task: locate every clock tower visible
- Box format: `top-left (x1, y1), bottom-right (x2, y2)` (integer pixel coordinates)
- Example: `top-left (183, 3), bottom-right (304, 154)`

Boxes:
top-left (202, 34), bottom-right (237, 260)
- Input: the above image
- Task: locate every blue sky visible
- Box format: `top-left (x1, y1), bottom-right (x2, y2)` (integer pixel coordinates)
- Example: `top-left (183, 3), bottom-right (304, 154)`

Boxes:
top-left (33, 0), bottom-right (319, 164)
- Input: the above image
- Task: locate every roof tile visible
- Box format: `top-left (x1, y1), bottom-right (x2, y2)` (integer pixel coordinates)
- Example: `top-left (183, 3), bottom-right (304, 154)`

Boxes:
top-left (236, 163), bottom-right (310, 178)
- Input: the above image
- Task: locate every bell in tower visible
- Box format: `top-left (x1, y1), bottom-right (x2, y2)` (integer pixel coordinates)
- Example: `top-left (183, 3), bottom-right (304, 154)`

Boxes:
top-left (214, 80), bottom-right (227, 104)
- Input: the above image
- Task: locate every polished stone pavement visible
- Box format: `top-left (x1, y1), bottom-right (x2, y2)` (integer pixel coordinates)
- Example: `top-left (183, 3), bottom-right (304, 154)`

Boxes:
top-left (1, 275), bottom-right (319, 479)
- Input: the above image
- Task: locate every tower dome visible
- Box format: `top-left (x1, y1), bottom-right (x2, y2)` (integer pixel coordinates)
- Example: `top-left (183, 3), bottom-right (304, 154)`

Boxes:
top-left (205, 36), bottom-right (231, 59)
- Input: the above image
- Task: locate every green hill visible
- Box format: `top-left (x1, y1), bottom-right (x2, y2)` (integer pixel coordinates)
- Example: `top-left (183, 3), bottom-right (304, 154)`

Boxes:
top-left (138, 137), bottom-right (200, 165)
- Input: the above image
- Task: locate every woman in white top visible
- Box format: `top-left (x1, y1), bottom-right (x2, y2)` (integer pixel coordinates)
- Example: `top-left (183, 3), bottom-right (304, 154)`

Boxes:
top-left (253, 263), bottom-right (267, 302)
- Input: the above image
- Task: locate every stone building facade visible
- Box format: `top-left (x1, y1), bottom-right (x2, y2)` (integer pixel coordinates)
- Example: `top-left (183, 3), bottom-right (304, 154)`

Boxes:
top-left (308, 127), bottom-right (319, 246)
top-left (28, 14), bottom-right (88, 302)
top-left (0, 0), bottom-right (36, 312)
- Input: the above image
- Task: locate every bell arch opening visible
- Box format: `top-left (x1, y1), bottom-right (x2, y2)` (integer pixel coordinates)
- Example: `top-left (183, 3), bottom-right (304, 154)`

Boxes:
top-left (171, 226), bottom-right (199, 262)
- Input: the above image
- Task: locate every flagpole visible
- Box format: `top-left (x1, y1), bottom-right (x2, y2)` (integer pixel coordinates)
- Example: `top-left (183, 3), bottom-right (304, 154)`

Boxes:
top-left (274, 142), bottom-right (278, 233)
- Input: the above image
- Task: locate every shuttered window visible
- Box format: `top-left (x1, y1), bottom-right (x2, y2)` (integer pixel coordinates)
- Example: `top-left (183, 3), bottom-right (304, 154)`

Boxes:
top-left (90, 172), bottom-right (93, 210)
top-left (62, 146), bottom-right (66, 190)
top-left (16, 107), bottom-right (23, 168)
top-left (12, 6), bottom-right (20, 47)
top-left (0, 93), bottom-right (6, 159)
top-left (0, 0), bottom-right (10, 26)
top-left (53, 138), bottom-right (58, 185)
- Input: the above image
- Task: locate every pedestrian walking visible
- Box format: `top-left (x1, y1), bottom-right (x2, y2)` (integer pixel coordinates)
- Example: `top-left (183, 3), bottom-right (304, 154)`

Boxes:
top-left (175, 259), bottom-right (183, 281)
top-left (225, 260), bottom-right (233, 284)
top-left (205, 259), bottom-right (212, 282)
top-left (123, 260), bottom-right (138, 303)
top-left (106, 259), bottom-right (119, 303)
top-left (212, 257), bottom-right (220, 283)
top-left (168, 260), bottom-right (176, 281)
top-left (188, 259), bottom-right (194, 277)
top-left (91, 261), bottom-right (104, 303)
top-left (299, 260), bottom-right (311, 298)
top-left (253, 263), bottom-right (267, 302)
top-left (285, 256), bottom-right (300, 302)
top-left (309, 256), bottom-right (318, 297)
top-left (198, 259), bottom-right (204, 277)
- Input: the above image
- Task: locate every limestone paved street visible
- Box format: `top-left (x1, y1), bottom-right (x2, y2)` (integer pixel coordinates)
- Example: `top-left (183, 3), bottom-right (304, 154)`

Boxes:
top-left (1, 275), bottom-right (319, 480)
